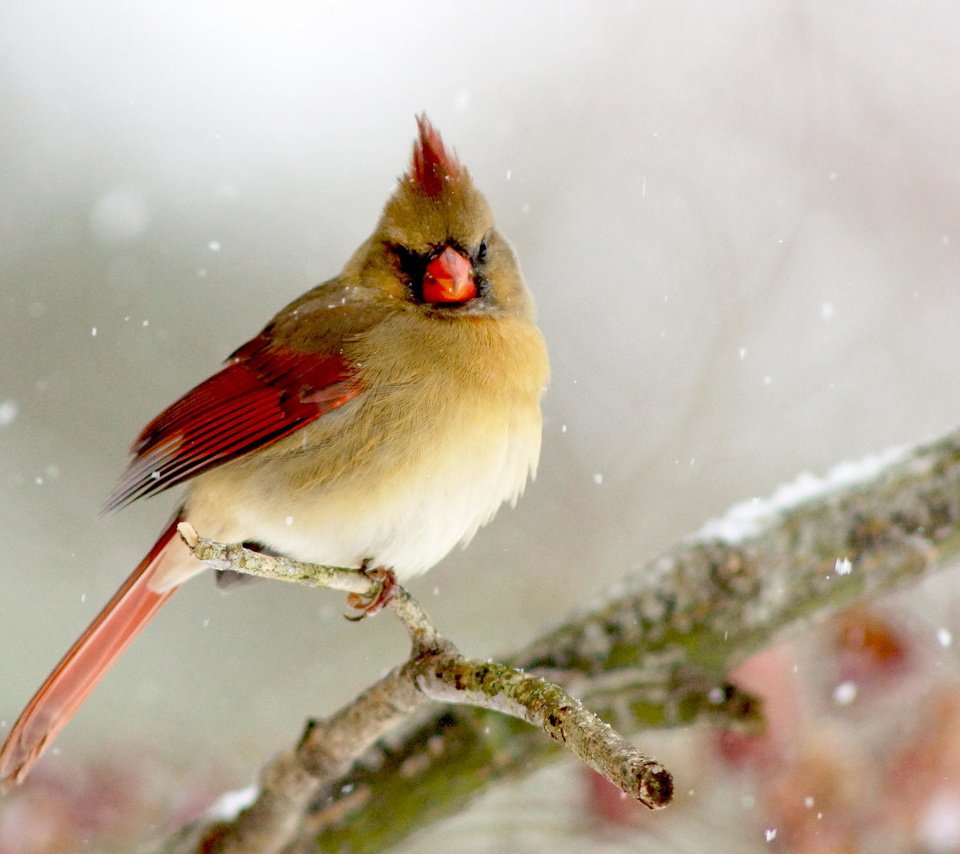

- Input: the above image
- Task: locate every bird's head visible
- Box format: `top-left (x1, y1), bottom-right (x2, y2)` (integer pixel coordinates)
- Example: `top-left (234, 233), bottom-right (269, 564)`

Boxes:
top-left (347, 116), bottom-right (533, 320)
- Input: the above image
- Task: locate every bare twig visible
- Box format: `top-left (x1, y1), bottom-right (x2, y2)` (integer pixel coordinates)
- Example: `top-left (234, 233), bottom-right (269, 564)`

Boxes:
top-left (413, 654), bottom-right (672, 808)
top-left (177, 523), bottom-right (373, 596)
top-left (167, 532), bottom-right (671, 853)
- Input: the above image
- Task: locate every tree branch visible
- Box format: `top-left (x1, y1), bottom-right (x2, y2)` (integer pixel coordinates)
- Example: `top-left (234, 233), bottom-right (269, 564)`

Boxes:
top-left (166, 529), bottom-right (673, 853)
top-left (177, 524), bottom-right (374, 597)
top-left (167, 430), bottom-right (960, 852)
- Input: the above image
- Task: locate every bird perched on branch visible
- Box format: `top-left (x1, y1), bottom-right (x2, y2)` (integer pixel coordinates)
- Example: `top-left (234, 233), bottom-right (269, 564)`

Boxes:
top-left (0, 116), bottom-right (549, 789)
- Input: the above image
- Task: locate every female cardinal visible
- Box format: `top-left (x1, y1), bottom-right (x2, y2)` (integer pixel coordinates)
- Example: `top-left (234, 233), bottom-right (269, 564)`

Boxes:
top-left (0, 116), bottom-right (549, 789)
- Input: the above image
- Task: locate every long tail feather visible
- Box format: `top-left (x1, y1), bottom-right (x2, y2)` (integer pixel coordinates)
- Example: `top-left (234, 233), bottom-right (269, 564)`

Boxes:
top-left (0, 517), bottom-right (184, 790)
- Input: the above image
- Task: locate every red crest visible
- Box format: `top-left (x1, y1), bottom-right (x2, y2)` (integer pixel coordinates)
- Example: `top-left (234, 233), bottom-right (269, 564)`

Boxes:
top-left (410, 114), bottom-right (461, 198)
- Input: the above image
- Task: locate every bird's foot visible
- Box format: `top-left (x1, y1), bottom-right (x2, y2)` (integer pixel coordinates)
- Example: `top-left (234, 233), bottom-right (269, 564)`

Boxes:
top-left (346, 566), bottom-right (397, 620)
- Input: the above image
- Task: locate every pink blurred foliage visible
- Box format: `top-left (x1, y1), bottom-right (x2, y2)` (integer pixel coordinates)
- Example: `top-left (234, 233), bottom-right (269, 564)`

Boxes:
top-left (883, 689), bottom-right (960, 852)
top-left (579, 603), bottom-right (960, 851)
top-left (0, 745), bottom-right (227, 853)
top-left (713, 645), bottom-right (802, 770)
top-left (708, 605), bottom-right (960, 852)
top-left (583, 767), bottom-right (649, 830)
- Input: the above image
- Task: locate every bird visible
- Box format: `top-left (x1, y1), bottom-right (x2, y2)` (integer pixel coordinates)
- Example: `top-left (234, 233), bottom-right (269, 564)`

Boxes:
top-left (0, 116), bottom-right (549, 790)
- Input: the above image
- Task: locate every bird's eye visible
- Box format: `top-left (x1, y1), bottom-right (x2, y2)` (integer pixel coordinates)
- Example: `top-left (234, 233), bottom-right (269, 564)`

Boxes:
top-left (476, 237), bottom-right (489, 265)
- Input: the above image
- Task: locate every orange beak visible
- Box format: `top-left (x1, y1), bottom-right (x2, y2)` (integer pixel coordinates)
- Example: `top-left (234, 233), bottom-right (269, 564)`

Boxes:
top-left (422, 246), bottom-right (477, 304)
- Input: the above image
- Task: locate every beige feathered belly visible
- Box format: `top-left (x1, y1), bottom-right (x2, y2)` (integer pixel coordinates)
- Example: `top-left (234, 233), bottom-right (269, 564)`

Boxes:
top-left (177, 315), bottom-right (547, 583)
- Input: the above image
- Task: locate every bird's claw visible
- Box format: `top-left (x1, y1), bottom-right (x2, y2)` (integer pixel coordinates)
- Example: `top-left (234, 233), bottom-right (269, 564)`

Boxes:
top-left (345, 567), bottom-right (397, 620)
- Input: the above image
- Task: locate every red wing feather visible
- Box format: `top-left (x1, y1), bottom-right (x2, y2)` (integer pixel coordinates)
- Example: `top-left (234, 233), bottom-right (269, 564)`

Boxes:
top-left (103, 335), bottom-right (358, 513)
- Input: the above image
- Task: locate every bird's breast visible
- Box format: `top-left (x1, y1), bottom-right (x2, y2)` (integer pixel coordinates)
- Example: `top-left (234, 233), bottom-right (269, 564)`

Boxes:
top-left (185, 313), bottom-right (548, 580)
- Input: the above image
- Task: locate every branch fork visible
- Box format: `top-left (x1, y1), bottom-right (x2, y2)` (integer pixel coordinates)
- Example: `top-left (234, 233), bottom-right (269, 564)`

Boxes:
top-left (170, 524), bottom-right (672, 853)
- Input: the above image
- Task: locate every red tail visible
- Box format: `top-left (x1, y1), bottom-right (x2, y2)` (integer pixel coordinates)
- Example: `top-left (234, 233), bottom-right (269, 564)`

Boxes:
top-left (0, 518), bottom-right (184, 790)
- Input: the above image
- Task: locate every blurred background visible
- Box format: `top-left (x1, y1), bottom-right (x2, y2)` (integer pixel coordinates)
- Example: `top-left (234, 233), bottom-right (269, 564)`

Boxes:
top-left (2, 1), bottom-right (960, 851)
